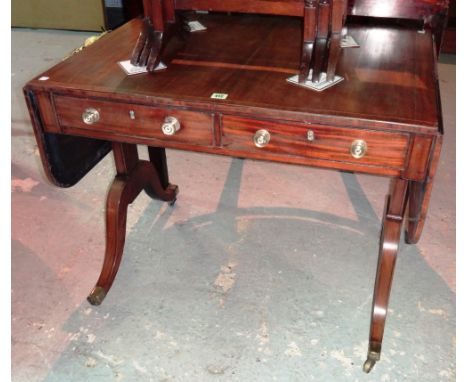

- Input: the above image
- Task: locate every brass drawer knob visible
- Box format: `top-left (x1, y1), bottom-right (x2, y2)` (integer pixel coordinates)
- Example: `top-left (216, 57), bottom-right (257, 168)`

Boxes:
top-left (253, 129), bottom-right (271, 148)
top-left (161, 116), bottom-right (181, 136)
top-left (350, 139), bottom-right (367, 159)
top-left (82, 108), bottom-right (100, 125)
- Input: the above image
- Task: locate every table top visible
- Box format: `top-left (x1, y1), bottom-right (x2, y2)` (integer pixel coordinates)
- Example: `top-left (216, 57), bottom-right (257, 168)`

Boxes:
top-left (28, 13), bottom-right (440, 133)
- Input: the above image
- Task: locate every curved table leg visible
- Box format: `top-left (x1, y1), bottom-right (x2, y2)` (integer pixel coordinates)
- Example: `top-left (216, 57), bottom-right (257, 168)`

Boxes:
top-left (364, 178), bottom-right (409, 373)
top-left (405, 180), bottom-right (428, 244)
top-left (405, 136), bottom-right (442, 244)
top-left (88, 144), bottom-right (178, 305)
top-left (145, 146), bottom-right (178, 205)
top-left (87, 176), bottom-right (133, 305)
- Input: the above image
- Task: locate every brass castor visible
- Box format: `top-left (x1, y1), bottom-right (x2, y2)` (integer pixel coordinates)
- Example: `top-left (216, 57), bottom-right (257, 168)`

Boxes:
top-left (362, 358), bottom-right (376, 373)
top-left (87, 286), bottom-right (107, 306)
top-left (168, 184), bottom-right (178, 206)
top-left (362, 350), bottom-right (380, 373)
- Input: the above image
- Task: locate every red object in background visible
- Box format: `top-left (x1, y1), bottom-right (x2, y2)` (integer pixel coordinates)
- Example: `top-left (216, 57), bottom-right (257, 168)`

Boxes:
top-left (123, 0), bottom-right (144, 19)
top-left (441, 0), bottom-right (455, 54)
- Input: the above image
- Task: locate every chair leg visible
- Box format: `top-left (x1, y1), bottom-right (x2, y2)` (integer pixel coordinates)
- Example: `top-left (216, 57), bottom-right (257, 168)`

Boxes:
top-left (311, 0), bottom-right (331, 82)
top-left (299, 42), bottom-right (314, 83)
top-left (364, 178), bottom-right (409, 373)
top-left (325, 33), bottom-right (341, 82)
top-left (131, 0), bottom-right (183, 72)
top-left (299, 1), bottom-right (318, 83)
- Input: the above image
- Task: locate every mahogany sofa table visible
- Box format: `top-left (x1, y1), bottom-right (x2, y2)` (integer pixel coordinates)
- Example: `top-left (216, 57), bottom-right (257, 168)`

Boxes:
top-left (24, 13), bottom-right (443, 373)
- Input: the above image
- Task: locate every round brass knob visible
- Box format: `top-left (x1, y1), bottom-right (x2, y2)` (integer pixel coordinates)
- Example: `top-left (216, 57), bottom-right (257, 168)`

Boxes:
top-left (161, 116), bottom-right (181, 136)
top-left (253, 129), bottom-right (271, 148)
top-left (82, 108), bottom-right (100, 125)
top-left (350, 139), bottom-right (367, 159)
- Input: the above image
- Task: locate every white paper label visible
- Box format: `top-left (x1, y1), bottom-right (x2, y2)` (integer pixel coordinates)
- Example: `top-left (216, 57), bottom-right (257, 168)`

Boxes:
top-left (341, 35), bottom-right (360, 48)
top-left (287, 73), bottom-right (344, 92)
top-left (210, 93), bottom-right (228, 100)
top-left (118, 60), bottom-right (166, 75)
top-left (187, 21), bottom-right (207, 32)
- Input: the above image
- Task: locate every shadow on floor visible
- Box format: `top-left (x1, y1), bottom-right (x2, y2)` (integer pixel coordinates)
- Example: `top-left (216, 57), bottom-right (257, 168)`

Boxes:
top-left (439, 54), bottom-right (456, 65)
top-left (41, 159), bottom-right (455, 382)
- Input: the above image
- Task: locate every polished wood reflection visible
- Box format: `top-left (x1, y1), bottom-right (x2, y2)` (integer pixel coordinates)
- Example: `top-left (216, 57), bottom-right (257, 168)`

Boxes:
top-left (23, 7), bottom-right (445, 373)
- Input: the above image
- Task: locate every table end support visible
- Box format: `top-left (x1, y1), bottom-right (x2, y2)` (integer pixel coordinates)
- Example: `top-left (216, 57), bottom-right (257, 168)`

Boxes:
top-left (364, 178), bottom-right (408, 373)
top-left (87, 286), bottom-right (107, 306)
top-left (87, 143), bottom-right (178, 306)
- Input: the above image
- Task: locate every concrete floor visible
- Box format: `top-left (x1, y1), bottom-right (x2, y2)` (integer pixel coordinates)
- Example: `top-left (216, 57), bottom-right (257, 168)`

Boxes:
top-left (12, 28), bottom-right (455, 381)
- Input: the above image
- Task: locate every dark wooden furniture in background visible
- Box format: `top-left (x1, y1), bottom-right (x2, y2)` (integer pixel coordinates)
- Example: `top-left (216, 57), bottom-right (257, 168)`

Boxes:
top-left (347, 0), bottom-right (449, 53)
top-left (441, 0), bottom-right (455, 53)
top-left (24, 0), bottom-right (447, 374)
top-left (130, 0), bottom-right (348, 84)
top-left (123, 0), bottom-right (453, 59)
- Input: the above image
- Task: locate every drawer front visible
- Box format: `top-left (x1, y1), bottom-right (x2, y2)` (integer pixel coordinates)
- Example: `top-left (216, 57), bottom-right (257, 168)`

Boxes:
top-left (222, 116), bottom-right (409, 169)
top-left (54, 95), bottom-right (214, 146)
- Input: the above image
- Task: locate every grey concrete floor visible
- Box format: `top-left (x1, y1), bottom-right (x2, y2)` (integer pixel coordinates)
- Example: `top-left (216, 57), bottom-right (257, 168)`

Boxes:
top-left (12, 28), bottom-right (455, 381)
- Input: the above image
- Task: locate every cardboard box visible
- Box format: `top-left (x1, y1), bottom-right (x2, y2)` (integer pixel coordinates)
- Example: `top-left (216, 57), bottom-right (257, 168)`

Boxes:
top-left (12, 0), bottom-right (106, 31)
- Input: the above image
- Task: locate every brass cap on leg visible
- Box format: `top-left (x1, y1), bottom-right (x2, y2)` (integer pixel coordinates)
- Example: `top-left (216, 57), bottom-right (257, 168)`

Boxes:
top-left (362, 351), bottom-right (380, 373)
top-left (362, 358), bottom-right (376, 373)
top-left (87, 286), bottom-right (107, 306)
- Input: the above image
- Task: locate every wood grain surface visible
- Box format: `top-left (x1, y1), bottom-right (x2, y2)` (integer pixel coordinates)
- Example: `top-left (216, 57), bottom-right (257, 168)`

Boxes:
top-left (26, 14), bottom-right (440, 132)
top-left (54, 95), bottom-right (215, 146)
top-left (23, 10), bottom-right (446, 371)
top-left (222, 115), bottom-right (409, 169)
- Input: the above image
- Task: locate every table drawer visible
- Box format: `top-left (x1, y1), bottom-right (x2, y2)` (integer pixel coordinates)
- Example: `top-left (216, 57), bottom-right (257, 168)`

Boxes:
top-left (222, 116), bottom-right (409, 169)
top-left (54, 95), bottom-right (214, 146)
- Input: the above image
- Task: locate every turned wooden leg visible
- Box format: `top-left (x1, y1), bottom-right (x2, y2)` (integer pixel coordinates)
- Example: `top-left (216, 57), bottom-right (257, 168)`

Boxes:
top-left (87, 143), bottom-right (178, 305)
top-left (364, 178), bottom-right (409, 373)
